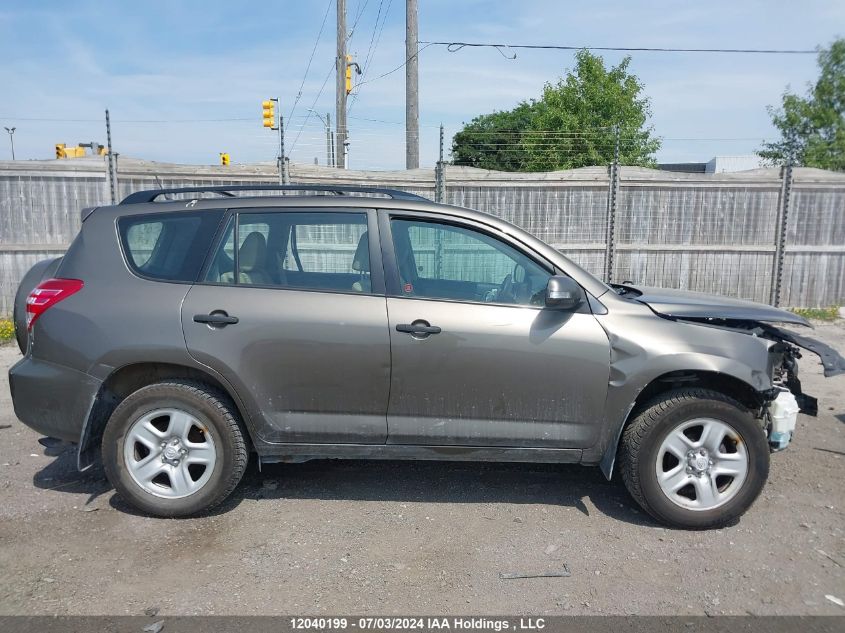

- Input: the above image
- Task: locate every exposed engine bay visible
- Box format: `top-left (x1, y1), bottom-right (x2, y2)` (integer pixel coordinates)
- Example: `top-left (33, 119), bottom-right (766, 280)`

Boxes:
top-left (612, 283), bottom-right (845, 454)
top-left (666, 316), bottom-right (843, 452)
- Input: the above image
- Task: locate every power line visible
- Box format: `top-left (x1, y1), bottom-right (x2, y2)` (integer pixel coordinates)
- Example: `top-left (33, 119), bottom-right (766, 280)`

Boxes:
top-left (287, 0), bottom-right (334, 122)
top-left (349, 0), bottom-right (393, 114)
top-left (351, 42), bottom-right (435, 91)
top-left (421, 41), bottom-right (818, 55)
top-left (119, 118), bottom-right (254, 123)
top-left (347, 0), bottom-right (370, 40)
top-left (349, 0), bottom-right (391, 114)
top-left (348, 1), bottom-right (383, 113)
top-left (289, 63), bottom-right (336, 154)
top-left (349, 114), bottom-right (403, 125)
top-left (361, 0), bottom-right (389, 76)
top-left (0, 117), bottom-right (255, 123)
top-left (0, 113), bottom-right (781, 145)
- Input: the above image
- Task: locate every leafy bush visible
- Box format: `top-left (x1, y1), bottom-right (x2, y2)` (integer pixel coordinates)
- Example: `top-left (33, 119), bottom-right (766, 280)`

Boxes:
top-left (0, 319), bottom-right (14, 342)
top-left (790, 306), bottom-right (841, 321)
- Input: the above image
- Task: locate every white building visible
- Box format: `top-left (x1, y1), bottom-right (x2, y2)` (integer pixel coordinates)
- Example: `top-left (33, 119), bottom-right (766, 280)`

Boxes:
top-left (705, 154), bottom-right (765, 173)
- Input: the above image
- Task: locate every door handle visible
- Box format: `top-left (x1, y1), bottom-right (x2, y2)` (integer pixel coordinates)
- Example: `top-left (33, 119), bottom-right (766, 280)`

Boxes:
top-left (193, 312), bottom-right (239, 326)
top-left (396, 321), bottom-right (441, 335)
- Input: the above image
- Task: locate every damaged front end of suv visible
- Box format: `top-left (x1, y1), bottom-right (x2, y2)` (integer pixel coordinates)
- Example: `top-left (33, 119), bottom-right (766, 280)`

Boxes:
top-left (589, 282), bottom-right (845, 527)
top-left (622, 285), bottom-right (845, 453)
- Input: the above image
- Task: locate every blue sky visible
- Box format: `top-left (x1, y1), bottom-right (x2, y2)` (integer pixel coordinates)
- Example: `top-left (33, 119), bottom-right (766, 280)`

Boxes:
top-left (0, 1), bottom-right (841, 169)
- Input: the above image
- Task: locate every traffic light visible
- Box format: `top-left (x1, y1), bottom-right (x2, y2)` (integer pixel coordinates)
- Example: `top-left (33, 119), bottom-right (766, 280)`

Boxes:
top-left (262, 100), bottom-right (276, 129)
top-left (55, 143), bottom-right (66, 159)
top-left (219, 152), bottom-right (230, 166)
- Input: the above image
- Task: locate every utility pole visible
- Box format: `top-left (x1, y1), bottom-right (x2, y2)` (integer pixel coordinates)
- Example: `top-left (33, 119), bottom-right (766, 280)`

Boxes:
top-left (771, 159), bottom-right (794, 307)
top-left (326, 112), bottom-right (333, 167)
top-left (308, 109), bottom-right (334, 168)
top-left (336, 0), bottom-right (347, 169)
top-left (278, 112), bottom-right (288, 184)
top-left (405, 0), bottom-right (419, 169)
top-left (603, 124), bottom-right (621, 284)
top-left (105, 109), bottom-right (117, 204)
top-left (3, 127), bottom-right (15, 160)
top-left (435, 124), bottom-right (445, 202)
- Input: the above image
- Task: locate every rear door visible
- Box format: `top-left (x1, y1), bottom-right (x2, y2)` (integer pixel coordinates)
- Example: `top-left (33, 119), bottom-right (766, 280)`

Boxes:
top-left (182, 207), bottom-right (391, 444)
top-left (381, 212), bottom-right (610, 448)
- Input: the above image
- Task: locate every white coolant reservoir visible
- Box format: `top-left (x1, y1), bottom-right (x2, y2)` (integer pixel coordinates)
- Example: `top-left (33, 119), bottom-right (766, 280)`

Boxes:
top-left (769, 390), bottom-right (800, 450)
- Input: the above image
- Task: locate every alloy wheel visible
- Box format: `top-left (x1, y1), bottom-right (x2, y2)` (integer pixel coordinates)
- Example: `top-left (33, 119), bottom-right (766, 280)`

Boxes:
top-left (655, 417), bottom-right (749, 511)
top-left (123, 408), bottom-right (217, 499)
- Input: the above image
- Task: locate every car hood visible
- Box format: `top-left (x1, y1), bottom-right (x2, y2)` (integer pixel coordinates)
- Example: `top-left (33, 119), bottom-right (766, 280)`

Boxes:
top-left (630, 285), bottom-right (810, 326)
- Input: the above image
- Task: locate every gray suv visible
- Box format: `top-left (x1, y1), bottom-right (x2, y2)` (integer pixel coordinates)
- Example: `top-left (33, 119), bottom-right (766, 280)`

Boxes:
top-left (9, 185), bottom-right (844, 528)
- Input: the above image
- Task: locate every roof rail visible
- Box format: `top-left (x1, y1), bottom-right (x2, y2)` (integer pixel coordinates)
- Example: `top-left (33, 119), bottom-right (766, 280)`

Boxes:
top-left (119, 184), bottom-right (429, 205)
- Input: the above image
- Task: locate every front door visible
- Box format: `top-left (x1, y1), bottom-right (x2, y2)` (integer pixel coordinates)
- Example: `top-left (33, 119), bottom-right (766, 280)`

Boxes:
top-left (382, 214), bottom-right (610, 448)
top-left (182, 208), bottom-right (390, 444)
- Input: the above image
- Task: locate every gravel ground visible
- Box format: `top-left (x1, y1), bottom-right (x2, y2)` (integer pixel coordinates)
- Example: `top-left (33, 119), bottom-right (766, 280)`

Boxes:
top-left (0, 323), bottom-right (843, 616)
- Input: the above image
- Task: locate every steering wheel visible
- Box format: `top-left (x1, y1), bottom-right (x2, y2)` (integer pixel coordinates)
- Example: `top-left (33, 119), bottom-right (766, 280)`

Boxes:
top-left (496, 273), bottom-right (515, 304)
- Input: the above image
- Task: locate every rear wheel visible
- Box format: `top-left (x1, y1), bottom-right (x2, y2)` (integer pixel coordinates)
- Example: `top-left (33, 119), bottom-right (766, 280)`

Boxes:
top-left (102, 380), bottom-right (248, 517)
top-left (619, 388), bottom-right (769, 529)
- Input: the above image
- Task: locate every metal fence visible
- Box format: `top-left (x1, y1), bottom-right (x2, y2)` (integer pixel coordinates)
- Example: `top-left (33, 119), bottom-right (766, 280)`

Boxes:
top-left (1, 157), bottom-right (844, 315)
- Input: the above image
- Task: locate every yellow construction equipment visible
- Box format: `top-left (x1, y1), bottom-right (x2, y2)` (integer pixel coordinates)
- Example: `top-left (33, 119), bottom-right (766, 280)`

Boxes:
top-left (55, 144), bottom-right (87, 159)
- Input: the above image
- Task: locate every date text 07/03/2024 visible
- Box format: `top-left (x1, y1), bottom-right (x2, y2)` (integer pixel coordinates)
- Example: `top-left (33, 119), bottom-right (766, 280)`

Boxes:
top-left (289, 617), bottom-right (547, 631)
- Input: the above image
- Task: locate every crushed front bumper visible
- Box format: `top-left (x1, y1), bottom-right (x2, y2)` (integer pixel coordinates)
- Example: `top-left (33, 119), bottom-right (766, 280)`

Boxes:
top-left (764, 324), bottom-right (845, 378)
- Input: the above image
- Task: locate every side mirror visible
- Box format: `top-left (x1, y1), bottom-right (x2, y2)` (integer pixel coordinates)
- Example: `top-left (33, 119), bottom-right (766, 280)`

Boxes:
top-left (545, 276), bottom-right (584, 311)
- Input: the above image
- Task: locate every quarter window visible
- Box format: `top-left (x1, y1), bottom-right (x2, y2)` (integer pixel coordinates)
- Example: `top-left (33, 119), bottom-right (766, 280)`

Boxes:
top-left (119, 211), bottom-right (224, 282)
top-left (390, 218), bottom-right (551, 306)
top-left (206, 211), bottom-right (372, 293)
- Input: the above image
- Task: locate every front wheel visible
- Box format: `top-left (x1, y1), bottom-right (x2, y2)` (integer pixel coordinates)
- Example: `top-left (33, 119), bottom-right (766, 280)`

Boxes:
top-left (619, 388), bottom-right (770, 529)
top-left (102, 380), bottom-right (248, 517)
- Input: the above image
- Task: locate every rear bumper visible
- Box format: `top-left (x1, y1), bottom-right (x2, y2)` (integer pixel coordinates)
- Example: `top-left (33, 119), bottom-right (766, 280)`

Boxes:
top-left (8, 356), bottom-right (101, 443)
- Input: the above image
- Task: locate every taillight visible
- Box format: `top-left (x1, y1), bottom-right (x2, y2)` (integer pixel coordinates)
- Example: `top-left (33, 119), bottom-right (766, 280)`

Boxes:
top-left (26, 278), bottom-right (84, 330)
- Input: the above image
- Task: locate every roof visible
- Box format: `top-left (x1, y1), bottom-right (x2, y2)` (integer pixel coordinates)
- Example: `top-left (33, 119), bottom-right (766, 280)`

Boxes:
top-left (119, 184), bottom-right (428, 205)
top-left (88, 183), bottom-right (612, 300)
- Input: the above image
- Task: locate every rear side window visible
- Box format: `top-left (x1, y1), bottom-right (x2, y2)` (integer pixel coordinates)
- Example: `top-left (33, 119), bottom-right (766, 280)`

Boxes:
top-left (119, 211), bottom-right (224, 282)
top-left (204, 211), bottom-right (372, 293)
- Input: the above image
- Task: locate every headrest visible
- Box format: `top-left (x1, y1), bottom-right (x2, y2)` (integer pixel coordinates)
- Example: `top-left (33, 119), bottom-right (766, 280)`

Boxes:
top-left (239, 231), bottom-right (266, 270)
top-left (352, 231), bottom-right (369, 273)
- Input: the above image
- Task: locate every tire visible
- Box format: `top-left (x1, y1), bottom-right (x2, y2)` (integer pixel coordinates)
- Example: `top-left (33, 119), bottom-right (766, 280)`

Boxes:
top-left (102, 380), bottom-right (248, 518)
top-left (619, 388), bottom-right (769, 529)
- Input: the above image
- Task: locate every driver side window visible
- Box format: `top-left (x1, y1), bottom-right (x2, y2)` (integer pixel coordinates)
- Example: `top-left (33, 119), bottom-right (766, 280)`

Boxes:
top-left (390, 218), bottom-right (551, 306)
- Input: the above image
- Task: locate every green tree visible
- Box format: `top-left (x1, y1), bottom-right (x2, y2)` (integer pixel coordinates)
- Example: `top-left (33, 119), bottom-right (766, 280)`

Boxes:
top-left (759, 39), bottom-right (845, 170)
top-left (451, 50), bottom-right (660, 171)
top-left (451, 102), bottom-right (538, 171)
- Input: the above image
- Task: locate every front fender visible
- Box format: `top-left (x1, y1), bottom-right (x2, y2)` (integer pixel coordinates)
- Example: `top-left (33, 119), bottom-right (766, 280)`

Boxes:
top-left (590, 306), bottom-right (774, 477)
